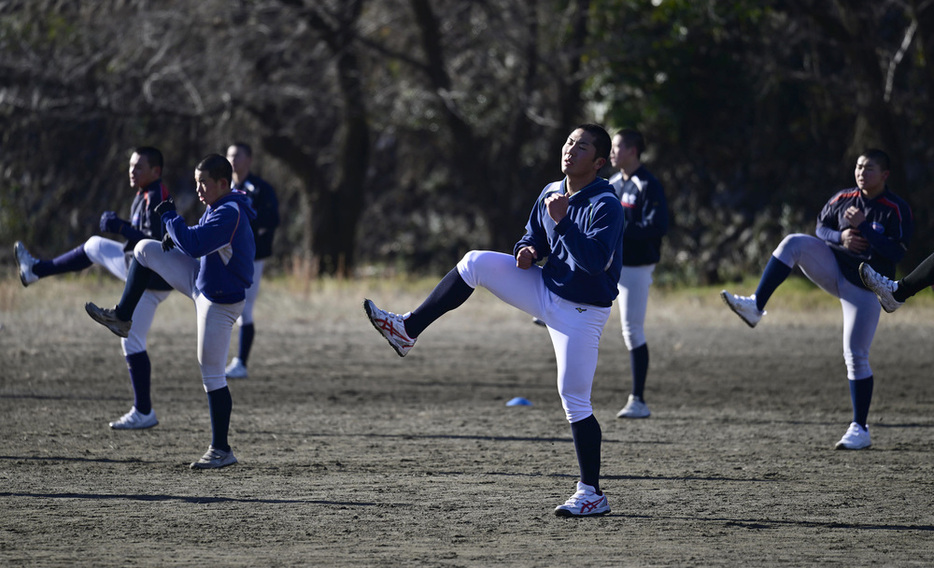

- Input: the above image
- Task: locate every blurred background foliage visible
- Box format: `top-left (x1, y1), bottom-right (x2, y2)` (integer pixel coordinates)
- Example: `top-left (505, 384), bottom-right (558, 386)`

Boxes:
top-left (2, 0), bottom-right (933, 285)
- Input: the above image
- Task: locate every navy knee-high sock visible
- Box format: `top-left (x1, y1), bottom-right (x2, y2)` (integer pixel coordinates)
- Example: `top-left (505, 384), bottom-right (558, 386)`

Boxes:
top-left (895, 252), bottom-right (934, 301)
top-left (32, 245), bottom-right (93, 278)
top-left (570, 414), bottom-right (602, 493)
top-left (630, 343), bottom-right (649, 400)
top-left (850, 376), bottom-right (874, 429)
top-left (403, 268), bottom-right (474, 338)
top-left (207, 386), bottom-right (233, 452)
top-left (238, 323), bottom-right (255, 365)
top-left (754, 255), bottom-right (792, 311)
top-left (115, 258), bottom-right (153, 321)
top-left (125, 351), bottom-right (152, 415)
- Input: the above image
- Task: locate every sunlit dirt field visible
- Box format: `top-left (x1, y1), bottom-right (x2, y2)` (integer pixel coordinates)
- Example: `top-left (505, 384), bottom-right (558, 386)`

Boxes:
top-left (2, 275), bottom-right (933, 566)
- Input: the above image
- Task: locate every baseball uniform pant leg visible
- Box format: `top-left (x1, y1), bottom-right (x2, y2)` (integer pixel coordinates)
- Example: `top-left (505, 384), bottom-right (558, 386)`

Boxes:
top-left (617, 264), bottom-right (654, 350)
top-left (197, 294), bottom-right (244, 393)
top-left (83, 236), bottom-right (130, 280)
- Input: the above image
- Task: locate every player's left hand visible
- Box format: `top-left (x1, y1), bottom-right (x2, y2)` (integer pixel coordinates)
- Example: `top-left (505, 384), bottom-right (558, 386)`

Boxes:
top-left (99, 211), bottom-right (126, 234)
top-left (545, 192), bottom-right (569, 222)
top-left (154, 198), bottom-right (176, 218)
top-left (161, 232), bottom-right (176, 252)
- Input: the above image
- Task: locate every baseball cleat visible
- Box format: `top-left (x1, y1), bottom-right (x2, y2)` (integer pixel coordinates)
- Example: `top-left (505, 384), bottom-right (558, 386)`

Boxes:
top-left (109, 406), bottom-right (158, 430)
top-left (835, 422), bottom-right (871, 450)
top-left (859, 262), bottom-right (903, 313)
top-left (14, 241), bottom-right (38, 287)
top-left (225, 357), bottom-right (249, 379)
top-left (85, 302), bottom-right (132, 338)
top-left (190, 445), bottom-right (238, 469)
top-left (720, 290), bottom-right (765, 328)
top-left (554, 481), bottom-right (610, 517)
top-left (363, 298), bottom-right (416, 357)
top-left (616, 394), bottom-right (651, 419)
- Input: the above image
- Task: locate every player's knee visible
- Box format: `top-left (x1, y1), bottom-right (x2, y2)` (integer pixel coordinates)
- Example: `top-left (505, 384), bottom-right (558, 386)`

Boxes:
top-left (456, 250), bottom-right (485, 287)
top-left (133, 238), bottom-right (162, 265)
top-left (203, 376), bottom-right (228, 392)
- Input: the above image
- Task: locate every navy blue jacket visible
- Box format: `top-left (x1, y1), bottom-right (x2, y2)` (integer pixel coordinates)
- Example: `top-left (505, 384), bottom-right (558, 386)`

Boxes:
top-left (815, 186), bottom-right (913, 288)
top-left (514, 177), bottom-right (624, 307)
top-left (162, 191), bottom-right (256, 304)
top-left (609, 165), bottom-right (668, 266)
top-left (233, 173), bottom-right (279, 260)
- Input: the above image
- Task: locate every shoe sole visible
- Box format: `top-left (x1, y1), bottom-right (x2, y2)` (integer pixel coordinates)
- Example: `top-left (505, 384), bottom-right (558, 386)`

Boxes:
top-left (14, 242), bottom-right (32, 288)
top-left (720, 291), bottom-right (758, 328)
top-left (363, 299), bottom-right (409, 357)
top-left (110, 420), bottom-right (159, 430)
top-left (190, 457), bottom-right (238, 470)
top-left (554, 507), bottom-right (611, 517)
top-left (834, 442), bottom-right (871, 450)
top-left (616, 411), bottom-right (651, 419)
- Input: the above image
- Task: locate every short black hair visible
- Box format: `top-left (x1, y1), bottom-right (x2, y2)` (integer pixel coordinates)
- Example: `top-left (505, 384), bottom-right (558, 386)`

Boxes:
top-left (230, 141), bottom-right (253, 157)
top-left (860, 148), bottom-right (891, 172)
top-left (615, 129), bottom-right (646, 158)
top-left (134, 146), bottom-right (164, 170)
top-left (574, 123), bottom-right (611, 162)
top-left (196, 153), bottom-right (233, 183)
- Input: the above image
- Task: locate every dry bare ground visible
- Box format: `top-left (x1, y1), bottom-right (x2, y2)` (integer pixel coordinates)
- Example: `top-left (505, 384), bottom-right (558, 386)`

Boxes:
top-left (1, 275), bottom-right (934, 567)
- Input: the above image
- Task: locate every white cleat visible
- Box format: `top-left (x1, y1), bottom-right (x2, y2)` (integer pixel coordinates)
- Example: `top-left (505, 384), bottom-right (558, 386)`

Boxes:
top-left (859, 262), bottom-right (903, 313)
top-left (835, 422), bottom-right (871, 450)
top-left (616, 394), bottom-right (651, 419)
top-left (554, 481), bottom-right (610, 517)
top-left (190, 445), bottom-right (238, 469)
top-left (109, 406), bottom-right (158, 430)
top-left (363, 298), bottom-right (416, 357)
top-left (225, 357), bottom-right (249, 379)
top-left (720, 290), bottom-right (765, 328)
top-left (14, 241), bottom-right (38, 287)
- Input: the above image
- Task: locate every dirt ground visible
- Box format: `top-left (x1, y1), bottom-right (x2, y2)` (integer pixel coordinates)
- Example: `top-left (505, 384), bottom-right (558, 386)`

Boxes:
top-left (2, 275), bottom-right (934, 567)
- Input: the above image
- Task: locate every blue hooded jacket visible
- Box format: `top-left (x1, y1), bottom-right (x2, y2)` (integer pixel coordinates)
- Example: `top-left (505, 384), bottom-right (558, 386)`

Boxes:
top-left (162, 191), bottom-right (256, 304)
top-left (514, 177), bottom-right (624, 307)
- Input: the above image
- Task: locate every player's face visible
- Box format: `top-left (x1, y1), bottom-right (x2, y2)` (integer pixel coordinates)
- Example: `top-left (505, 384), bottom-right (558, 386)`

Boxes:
top-left (194, 168), bottom-right (229, 206)
top-left (609, 134), bottom-right (632, 170)
top-left (226, 145), bottom-right (251, 181)
top-left (561, 129), bottom-right (604, 178)
top-left (129, 152), bottom-right (160, 189)
top-left (855, 156), bottom-right (889, 196)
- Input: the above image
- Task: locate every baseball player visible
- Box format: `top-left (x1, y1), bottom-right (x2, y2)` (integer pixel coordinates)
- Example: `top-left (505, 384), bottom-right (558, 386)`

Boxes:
top-left (608, 129), bottom-right (668, 419)
top-left (721, 149), bottom-right (912, 450)
top-left (859, 253), bottom-right (934, 313)
top-left (86, 154), bottom-right (255, 469)
top-left (364, 124), bottom-right (624, 517)
top-left (224, 142), bottom-right (280, 379)
top-left (14, 146), bottom-right (173, 430)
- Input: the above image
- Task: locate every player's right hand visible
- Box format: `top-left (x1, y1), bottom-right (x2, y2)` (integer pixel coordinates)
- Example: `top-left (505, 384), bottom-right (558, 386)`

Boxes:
top-left (99, 211), bottom-right (125, 234)
top-left (516, 246), bottom-right (538, 269)
top-left (161, 232), bottom-right (176, 252)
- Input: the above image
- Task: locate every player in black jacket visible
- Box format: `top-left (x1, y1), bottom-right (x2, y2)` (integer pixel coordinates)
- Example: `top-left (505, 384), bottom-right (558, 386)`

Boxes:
top-left (14, 146), bottom-right (174, 429)
top-left (224, 142), bottom-right (280, 379)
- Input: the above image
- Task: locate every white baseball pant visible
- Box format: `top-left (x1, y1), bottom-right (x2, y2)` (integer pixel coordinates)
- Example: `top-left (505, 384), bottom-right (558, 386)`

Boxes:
top-left (83, 236), bottom-right (170, 356)
top-left (616, 264), bottom-right (655, 350)
top-left (772, 234), bottom-right (881, 380)
top-left (456, 250), bottom-right (611, 423)
top-left (133, 239), bottom-right (244, 392)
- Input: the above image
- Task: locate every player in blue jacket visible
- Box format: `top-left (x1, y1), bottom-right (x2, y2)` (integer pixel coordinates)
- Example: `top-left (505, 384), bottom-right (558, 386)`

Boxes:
top-left (224, 142), bottom-right (280, 379)
top-left (721, 149), bottom-right (912, 450)
top-left (608, 129), bottom-right (668, 419)
top-left (14, 146), bottom-right (174, 430)
top-left (364, 124), bottom-right (623, 517)
top-left (86, 154), bottom-right (256, 469)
